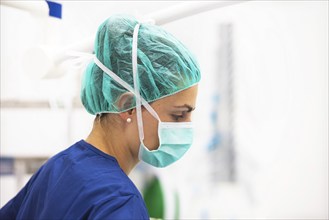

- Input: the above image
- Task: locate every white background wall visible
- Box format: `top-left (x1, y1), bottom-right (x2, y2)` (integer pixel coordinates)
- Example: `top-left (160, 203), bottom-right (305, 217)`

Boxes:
top-left (1, 1), bottom-right (328, 219)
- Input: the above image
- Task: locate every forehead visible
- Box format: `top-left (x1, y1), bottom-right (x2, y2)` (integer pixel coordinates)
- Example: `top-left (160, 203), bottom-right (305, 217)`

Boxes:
top-left (152, 85), bottom-right (198, 108)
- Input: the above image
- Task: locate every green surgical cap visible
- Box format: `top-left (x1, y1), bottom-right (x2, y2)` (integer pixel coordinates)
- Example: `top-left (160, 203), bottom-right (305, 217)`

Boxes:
top-left (81, 14), bottom-right (201, 115)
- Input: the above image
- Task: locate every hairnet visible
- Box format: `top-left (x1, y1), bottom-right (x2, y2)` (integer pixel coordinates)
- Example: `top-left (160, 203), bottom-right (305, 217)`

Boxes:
top-left (81, 14), bottom-right (201, 115)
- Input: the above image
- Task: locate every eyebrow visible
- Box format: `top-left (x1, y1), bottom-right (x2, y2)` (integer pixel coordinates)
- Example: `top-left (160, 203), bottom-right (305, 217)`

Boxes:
top-left (174, 104), bottom-right (195, 112)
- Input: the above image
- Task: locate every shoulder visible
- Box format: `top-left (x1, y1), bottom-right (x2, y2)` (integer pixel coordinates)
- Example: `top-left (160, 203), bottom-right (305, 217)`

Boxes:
top-left (41, 140), bottom-right (136, 193)
top-left (29, 140), bottom-right (139, 201)
top-left (55, 140), bottom-right (145, 201)
top-left (36, 141), bottom-right (148, 218)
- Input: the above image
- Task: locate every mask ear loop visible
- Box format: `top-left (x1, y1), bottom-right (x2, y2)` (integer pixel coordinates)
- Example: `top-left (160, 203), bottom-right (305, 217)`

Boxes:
top-left (132, 24), bottom-right (145, 144)
top-left (132, 23), bottom-right (163, 147)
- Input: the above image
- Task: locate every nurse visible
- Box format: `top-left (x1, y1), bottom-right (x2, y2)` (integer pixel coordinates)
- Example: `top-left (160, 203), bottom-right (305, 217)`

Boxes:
top-left (0, 14), bottom-right (201, 219)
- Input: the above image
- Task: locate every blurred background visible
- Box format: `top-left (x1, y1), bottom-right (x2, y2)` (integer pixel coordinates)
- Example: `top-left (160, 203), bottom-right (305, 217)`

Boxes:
top-left (0, 0), bottom-right (328, 219)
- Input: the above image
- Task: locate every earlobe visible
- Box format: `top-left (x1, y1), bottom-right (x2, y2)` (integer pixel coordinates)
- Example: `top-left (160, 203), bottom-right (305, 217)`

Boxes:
top-left (118, 108), bottom-right (135, 124)
top-left (119, 109), bottom-right (134, 123)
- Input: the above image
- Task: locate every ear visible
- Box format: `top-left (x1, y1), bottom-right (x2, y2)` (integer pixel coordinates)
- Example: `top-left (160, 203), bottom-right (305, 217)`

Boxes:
top-left (117, 92), bottom-right (135, 121)
top-left (117, 92), bottom-right (135, 111)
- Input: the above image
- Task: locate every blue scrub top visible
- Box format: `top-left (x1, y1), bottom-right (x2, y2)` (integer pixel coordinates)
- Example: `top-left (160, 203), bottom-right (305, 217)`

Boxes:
top-left (0, 140), bottom-right (150, 220)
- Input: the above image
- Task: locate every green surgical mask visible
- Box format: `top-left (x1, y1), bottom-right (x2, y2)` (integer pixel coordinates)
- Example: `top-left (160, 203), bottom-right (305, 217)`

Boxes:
top-left (138, 120), bottom-right (194, 168)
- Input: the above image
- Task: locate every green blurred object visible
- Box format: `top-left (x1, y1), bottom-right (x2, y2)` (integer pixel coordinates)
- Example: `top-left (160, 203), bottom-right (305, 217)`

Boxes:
top-left (81, 14), bottom-right (201, 115)
top-left (143, 177), bottom-right (165, 219)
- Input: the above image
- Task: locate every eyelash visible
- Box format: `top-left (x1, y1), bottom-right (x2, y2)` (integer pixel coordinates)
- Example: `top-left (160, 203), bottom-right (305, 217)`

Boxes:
top-left (171, 112), bottom-right (186, 121)
top-left (172, 115), bottom-right (183, 121)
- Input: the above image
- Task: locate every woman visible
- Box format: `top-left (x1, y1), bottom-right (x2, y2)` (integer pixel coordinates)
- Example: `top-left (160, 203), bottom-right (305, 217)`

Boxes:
top-left (0, 14), bottom-right (201, 219)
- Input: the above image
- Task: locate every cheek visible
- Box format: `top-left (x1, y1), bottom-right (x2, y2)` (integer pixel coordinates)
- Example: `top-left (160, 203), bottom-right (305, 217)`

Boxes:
top-left (142, 113), bottom-right (160, 151)
top-left (125, 120), bottom-right (140, 151)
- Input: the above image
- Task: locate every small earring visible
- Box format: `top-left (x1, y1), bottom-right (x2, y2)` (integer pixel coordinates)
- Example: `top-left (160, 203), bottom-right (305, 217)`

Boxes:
top-left (126, 118), bottom-right (132, 123)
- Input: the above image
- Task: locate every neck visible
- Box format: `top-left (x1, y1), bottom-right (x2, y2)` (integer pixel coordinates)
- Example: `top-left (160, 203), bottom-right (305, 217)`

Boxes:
top-left (85, 122), bottom-right (138, 175)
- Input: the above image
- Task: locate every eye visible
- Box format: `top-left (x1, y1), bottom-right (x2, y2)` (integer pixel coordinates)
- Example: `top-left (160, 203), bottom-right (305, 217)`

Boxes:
top-left (171, 111), bottom-right (187, 121)
top-left (171, 114), bottom-right (183, 121)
